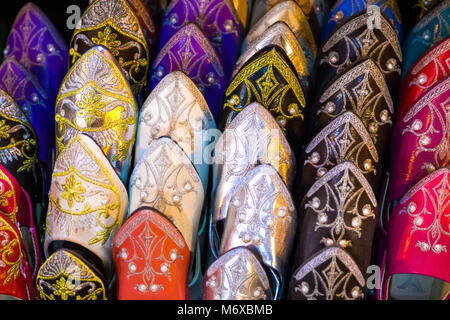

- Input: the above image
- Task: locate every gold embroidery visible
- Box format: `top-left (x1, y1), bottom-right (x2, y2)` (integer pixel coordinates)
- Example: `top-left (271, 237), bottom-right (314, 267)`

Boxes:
top-left (91, 25), bottom-right (122, 56)
top-left (224, 48), bottom-right (305, 122)
top-left (37, 250), bottom-right (107, 300)
top-left (60, 174), bottom-right (86, 209)
top-left (0, 216), bottom-right (22, 286)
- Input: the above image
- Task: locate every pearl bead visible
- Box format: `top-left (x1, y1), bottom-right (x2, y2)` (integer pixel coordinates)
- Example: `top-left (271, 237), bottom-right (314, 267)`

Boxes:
top-left (184, 182), bottom-right (192, 191)
top-left (129, 263), bottom-right (137, 272)
top-left (335, 10), bottom-right (343, 20)
top-left (47, 43), bottom-right (55, 53)
top-left (207, 73), bottom-right (215, 85)
top-left (156, 66), bottom-right (164, 78)
top-left (386, 58), bottom-right (396, 71)
top-left (418, 74), bottom-right (427, 85)
top-left (329, 51), bottom-right (339, 64)
top-left (326, 102), bottom-right (335, 113)
top-left (318, 213), bottom-right (327, 224)
top-left (170, 14), bottom-right (178, 25)
top-left (253, 288), bottom-right (261, 297)
top-left (3, 45), bottom-right (9, 55)
top-left (232, 197), bottom-right (241, 207)
top-left (369, 123), bottom-right (378, 133)
top-left (22, 105), bottom-right (29, 113)
top-left (278, 118), bottom-right (286, 126)
top-left (339, 240), bottom-right (348, 247)
top-left (120, 248), bottom-right (128, 259)
top-left (424, 163), bottom-right (436, 172)
top-left (31, 93), bottom-right (39, 103)
top-left (138, 284), bottom-right (147, 292)
top-left (170, 251), bottom-right (178, 260)
top-left (310, 152), bottom-right (320, 164)
top-left (301, 282), bottom-right (309, 294)
top-left (36, 54), bottom-right (44, 63)
top-left (351, 217), bottom-right (361, 227)
top-left (423, 31), bottom-right (430, 40)
top-left (351, 287), bottom-right (360, 298)
top-left (362, 205), bottom-right (372, 216)
top-left (420, 135), bottom-right (430, 146)
top-left (434, 244), bottom-right (443, 252)
top-left (311, 197), bottom-right (320, 209)
top-left (140, 191), bottom-right (147, 199)
top-left (363, 159), bottom-right (372, 171)
top-left (289, 107), bottom-right (296, 115)
top-left (160, 264), bottom-right (168, 273)
top-left (412, 119), bottom-right (422, 131)
top-left (277, 206), bottom-right (287, 217)
top-left (23, 133), bottom-right (30, 139)
top-left (224, 20), bottom-right (233, 31)
top-left (151, 284), bottom-right (159, 292)
top-left (380, 110), bottom-right (389, 122)
top-left (408, 202), bottom-right (416, 213)
top-left (325, 239), bottom-right (334, 246)
top-left (317, 167), bottom-right (327, 177)
top-left (414, 216), bottom-right (423, 226)
top-left (172, 194), bottom-right (180, 202)
top-left (135, 178), bottom-right (141, 187)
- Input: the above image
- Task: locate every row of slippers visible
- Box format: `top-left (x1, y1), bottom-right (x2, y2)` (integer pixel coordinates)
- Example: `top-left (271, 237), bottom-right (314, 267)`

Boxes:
top-left (0, 0), bottom-right (448, 300)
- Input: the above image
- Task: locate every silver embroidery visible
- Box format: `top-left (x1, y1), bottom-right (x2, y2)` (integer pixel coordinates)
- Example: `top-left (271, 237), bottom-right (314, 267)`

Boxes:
top-left (305, 161), bottom-right (377, 246)
top-left (293, 246), bottom-right (365, 300)
top-left (399, 169), bottom-right (450, 254)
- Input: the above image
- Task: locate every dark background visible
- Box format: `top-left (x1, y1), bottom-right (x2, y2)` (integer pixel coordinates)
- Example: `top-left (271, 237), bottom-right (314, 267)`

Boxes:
top-left (0, 0), bottom-right (428, 45)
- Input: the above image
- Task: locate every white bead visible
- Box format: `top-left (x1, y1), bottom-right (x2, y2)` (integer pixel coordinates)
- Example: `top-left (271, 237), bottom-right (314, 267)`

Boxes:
top-left (36, 54), bottom-right (44, 62)
top-left (413, 120), bottom-right (422, 131)
top-left (408, 202), bottom-right (416, 213)
top-left (325, 239), bottom-right (334, 246)
top-left (420, 135), bottom-right (430, 145)
top-left (278, 118), bottom-right (286, 126)
top-left (128, 263), bottom-right (137, 272)
top-left (207, 73), bottom-right (215, 85)
top-left (137, 284), bottom-right (147, 292)
top-left (351, 217), bottom-right (361, 227)
top-left (380, 110), bottom-right (389, 122)
top-left (301, 282), bottom-right (309, 294)
top-left (47, 43), bottom-right (55, 53)
top-left (318, 213), bottom-right (327, 224)
top-left (224, 20), bottom-right (233, 31)
top-left (277, 206), bottom-right (287, 217)
top-left (335, 11), bottom-right (343, 20)
top-left (317, 167), bottom-right (327, 177)
top-left (140, 191), bottom-right (147, 199)
top-left (170, 251), bottom-right (177, 260)
top-left (362, 205), bottom-right (372, 216)
top-left (232, 197), bottom-right (241, 207)
top-left (253, 288), bottom-right (261, 297)
top-left (363, 159), bottom-right (372, 171)
top-left (289, 107), bottom-right (296, 115)
top-left (326, 102), bottom-right (335, 113)
top-left (329, 51), bottom-right (339, 64)
top-left (160, 264), bottom-right (168, 273)
top-left (184, 182), bottom-right (192, 191)
top-left (414, 216), bottom-right (423, 226)
top-left (172, 194), bottom-right (180, 202)
top-left (310, 152), bottom-right (320, 164)
top-left (170, 14), bottom-right (178, 24)
top-left (120, 248), bottom-right (128, 259)
top-left (31, 93), bottom-right (39, 103)
top-left (150, 284), bottom-right (159, 292)
top-left (312, 197), bottom-right (320, 209)
top-left (418, 74), bottom-right (427, 85)
top-left (351, 287), bottom-right (360, 298)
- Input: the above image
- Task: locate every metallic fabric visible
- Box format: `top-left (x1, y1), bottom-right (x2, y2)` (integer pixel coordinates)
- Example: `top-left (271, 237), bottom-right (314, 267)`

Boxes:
top-left (316, 10), bottom-right (402, 97)
top-left (249, 0), bottom-right (329, 44)
top-left (321, 0), bottom-right (403, 44)
top-left (129, 137), bottom-right (204, 253)
top-left (150, 23), bottom-right (225, 121)
top-left (0, 57), bottom-right (53, 168)
top-left (4, 3), bottom-right (68, 107)
top-left (232, 21), bottom-right (310, 91)
top-left (159, 0), bottom-right (243, 79)
top-left (0, 88), bottom-right (40, 204)
top-left (44, 134), bottom-right (128, 279)
top-left (389, 76), bottom-right (449, 201)
top-left (36, 249), bottom-right (107, 300)
top-left (211, 102), bottom-right (296, 256)
top-left (55, 46), bottom-right (137, 183)
top-left (113, 207), bottom-right (190, 300)
top-left (70, 0), bottom-right (151, 99)
top-left (135, 71), bottom-right (216, 191)
top-left (243, 1), bottom-right (317, 74)
top-left (203, 247), bottom-right (272, 300)
top-left (219, 164), bottom-right (297, 279)
top-left (401, 0), bottom-right (450, 78)
top-left (221, 46), bottom-right (306, 149)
